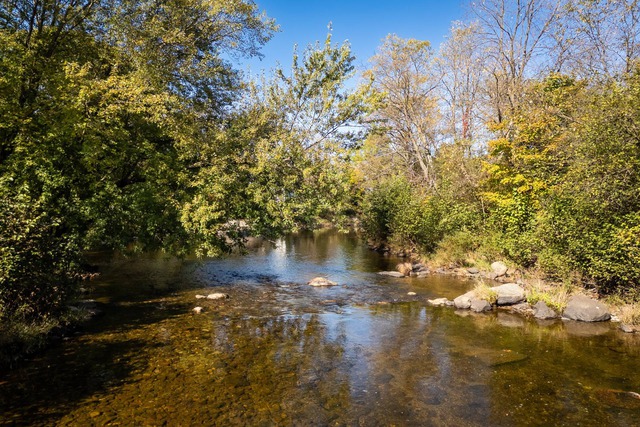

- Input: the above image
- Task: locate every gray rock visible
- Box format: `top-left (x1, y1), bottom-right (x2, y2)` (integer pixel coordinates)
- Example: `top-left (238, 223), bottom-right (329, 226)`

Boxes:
top-left (533, 301), bottom-right (558, 319)
top-left (491, 283), bottom-right (525, 305)
top-left (454, 291), bottom-right (475, 309)
top-left (491, 261), bottom-right (508, 277)
top-left (620, 324), bottom-right (636, 333)
top-left (378, 271), bottom-right (406, 278)
top-left (467, 267), bottom-right (480, 274)
top-left (428, 297), bottom-right (449, 306)
top-left (207, 293), bottom-right (230, 300)
top-left (563, 295), bottom-right (611, 322)
top-left (308, 277), bottom-right (337, 287)
top-left (417, 271), bottom-right (430, 278)
top-left (470, 299), bottom-right (492, 312)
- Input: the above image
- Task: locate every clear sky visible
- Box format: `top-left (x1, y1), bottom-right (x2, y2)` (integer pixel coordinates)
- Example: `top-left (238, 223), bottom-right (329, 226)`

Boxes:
top-left (241, 0), bottom-right (467, 76)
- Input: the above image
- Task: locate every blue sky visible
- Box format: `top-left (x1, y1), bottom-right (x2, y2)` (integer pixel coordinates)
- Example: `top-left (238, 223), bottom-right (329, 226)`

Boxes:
top-left (241, 0), bottom-right (467, 76)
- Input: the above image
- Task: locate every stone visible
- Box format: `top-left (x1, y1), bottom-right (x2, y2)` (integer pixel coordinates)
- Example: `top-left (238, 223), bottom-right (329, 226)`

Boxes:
top-left (417, 271), bottom-right (430, 278)
top-left (467, 267), bottom-right (480, 274)
top-left (206, 293), bottom-right (230, 300)
top-left (378, 271), bottom-right (406, 278)
top-left (307, 277), bottom-right (337, 287)
top-left (491, 261), bottom-right (508, 277)
top-left (533, 301), bottom-right (558, 319)
top-left (620, 324), bottom-right (636, 333)
top-left (192, 306), bottom-right (204, 314)
top-left (407, 292), bottom-right (417, 296)
top-left (454, 291), bottom-right (475, 309)
top-left (195, 294), bottom-right (207, 299)
top-left (491, 283), bottom-right (525, 305)
top-left (470, 299), bottom-right (492, 312)
top-left (396, 262), bottom-right (413, 276)
top-left (428, 298), bottom-right (449, 306)
top-left (563, 295), bottom-right (611, 322)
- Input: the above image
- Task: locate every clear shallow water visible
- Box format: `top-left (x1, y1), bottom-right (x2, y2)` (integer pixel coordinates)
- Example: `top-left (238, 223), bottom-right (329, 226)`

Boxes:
top-left (1, 230), bottom-right (639, 426)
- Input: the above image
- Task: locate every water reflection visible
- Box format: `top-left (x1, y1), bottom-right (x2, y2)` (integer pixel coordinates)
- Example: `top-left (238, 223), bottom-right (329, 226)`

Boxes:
top-left (1, 230), bottom-right (639, 426)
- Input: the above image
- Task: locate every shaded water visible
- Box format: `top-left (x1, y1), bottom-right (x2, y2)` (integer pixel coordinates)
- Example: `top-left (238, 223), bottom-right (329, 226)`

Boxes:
top-left (1, 230), bottom-right (639, 426)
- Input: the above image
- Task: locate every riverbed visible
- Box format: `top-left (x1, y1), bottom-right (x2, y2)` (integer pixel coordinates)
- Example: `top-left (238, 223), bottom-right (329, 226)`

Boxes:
top-left (1, 230), bottom-right (639, 426)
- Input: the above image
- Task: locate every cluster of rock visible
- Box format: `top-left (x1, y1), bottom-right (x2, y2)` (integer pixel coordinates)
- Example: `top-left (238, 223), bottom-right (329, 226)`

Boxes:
top-left (192, 293), bottom-right (230, 314)
top-left (378, 262), bottom-right (430, 278)
top-left (429, 283), bottom-right (613, 324)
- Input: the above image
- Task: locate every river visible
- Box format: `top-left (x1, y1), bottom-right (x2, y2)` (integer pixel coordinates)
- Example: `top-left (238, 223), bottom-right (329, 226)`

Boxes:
top-left (1, 230), bottom-right (639, 426)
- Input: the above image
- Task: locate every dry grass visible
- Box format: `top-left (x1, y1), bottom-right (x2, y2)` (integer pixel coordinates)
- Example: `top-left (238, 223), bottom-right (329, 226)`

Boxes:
top-left (525, 281), bottom-right (572, 313)
top-left (609, 301), bottom-right (640, 325)
top-left (473, 281), bottom-right (498, 304)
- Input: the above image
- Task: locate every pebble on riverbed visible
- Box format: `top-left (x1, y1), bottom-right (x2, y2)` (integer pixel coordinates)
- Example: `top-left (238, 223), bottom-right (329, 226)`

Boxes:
top-left (307, 277), bottom-right (337, 287)
top-left (206, 293), bottom-right (230, 300)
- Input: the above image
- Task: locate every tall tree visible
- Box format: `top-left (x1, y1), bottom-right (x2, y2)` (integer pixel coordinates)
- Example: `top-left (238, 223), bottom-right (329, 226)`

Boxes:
top-left (365, 34), bottom-right (441, 187)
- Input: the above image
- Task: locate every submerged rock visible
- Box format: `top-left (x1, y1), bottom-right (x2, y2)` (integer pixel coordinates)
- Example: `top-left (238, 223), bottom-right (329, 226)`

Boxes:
top-left (307, 277), bottom-right (337, 287)
top-left (206, 293), bottom-right (230, 300)
top-left (378, 271), bottom-right (406, 278)
top-left (491, 283), bottom-right (525, 305)
top-left (533, 301), bottom-right (558, 319)
top-left (563, 295), bottom-right (611, 322)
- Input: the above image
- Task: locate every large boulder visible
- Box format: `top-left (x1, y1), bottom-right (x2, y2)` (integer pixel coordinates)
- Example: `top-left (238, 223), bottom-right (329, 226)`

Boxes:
top-left (563, 295), bottom-right (611, 322)
top-left (491, 283), bottom-right (525, 305)
top-left (308, 277), bottom-right (337, 287)
top-left (533, 301), bottom-right (558, 319)
top-left (491, 261), bottom-right (508, 277)
top-left (454, 291), bottom-right (475, 309)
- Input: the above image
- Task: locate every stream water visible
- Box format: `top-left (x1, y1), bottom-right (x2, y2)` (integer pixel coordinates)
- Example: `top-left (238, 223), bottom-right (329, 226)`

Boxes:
top-left (1, 230), bottom-right (639, 426)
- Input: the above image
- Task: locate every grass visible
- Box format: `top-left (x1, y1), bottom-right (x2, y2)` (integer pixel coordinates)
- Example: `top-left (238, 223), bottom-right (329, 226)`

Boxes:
top-left (525, 281), bottom-right (571, 313)
top-left (473, 280), bottom-right (498, 304)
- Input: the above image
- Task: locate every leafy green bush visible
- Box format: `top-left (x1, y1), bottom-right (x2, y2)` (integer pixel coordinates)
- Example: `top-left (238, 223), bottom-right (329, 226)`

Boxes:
top-left (0, 187), bottom-right (80, 322)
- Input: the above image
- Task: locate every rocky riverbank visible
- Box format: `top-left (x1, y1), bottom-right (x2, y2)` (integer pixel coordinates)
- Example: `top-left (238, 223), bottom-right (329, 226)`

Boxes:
top-left (377, 260), bottom-right (640, 334)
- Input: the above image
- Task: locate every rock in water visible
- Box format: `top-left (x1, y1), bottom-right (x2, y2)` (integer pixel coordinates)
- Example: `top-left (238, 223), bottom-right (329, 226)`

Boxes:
top-left (470, 299), bottom-right (492, 312)
top-left (396, 262), bottom-right (413, 276)
top-left (563, 295), bottom-right (611, 322)
top-left (491, 283), bottom-right (525, 305)
top-left (307, 277), bottom-right (337, 287)
top-left (378, 271), bottom-right (406, 278)
top-left (195, 294), bottom-right (207, 299)
top-left (407, 292), bottom-right (417, 296)
top-left (454, 291), bottom-right (475, 309)
top-left (206, 293), bottom-right (230, 300)
top-left (428, 298), bottom-right (449, 306)
top-left (533, 301), bottom-right (557, 319)
top-left (192, 306), bottom-right (204, 314)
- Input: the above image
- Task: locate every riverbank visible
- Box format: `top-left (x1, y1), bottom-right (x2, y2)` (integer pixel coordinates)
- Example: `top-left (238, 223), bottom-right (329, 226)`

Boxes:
top-left (371, 241), bottom-right (640, 332)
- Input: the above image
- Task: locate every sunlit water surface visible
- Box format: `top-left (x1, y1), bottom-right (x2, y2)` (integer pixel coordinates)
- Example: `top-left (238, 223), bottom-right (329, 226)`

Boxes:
top-left (1, 230), bottom-right (639, 426)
